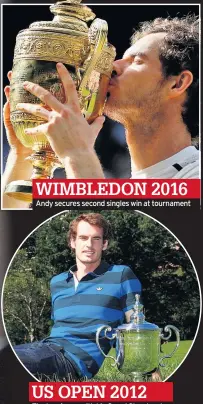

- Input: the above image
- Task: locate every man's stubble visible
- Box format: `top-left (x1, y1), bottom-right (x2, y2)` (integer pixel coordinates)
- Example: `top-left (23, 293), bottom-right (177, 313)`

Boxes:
top-left (104, 79), bottom-right (166, 136)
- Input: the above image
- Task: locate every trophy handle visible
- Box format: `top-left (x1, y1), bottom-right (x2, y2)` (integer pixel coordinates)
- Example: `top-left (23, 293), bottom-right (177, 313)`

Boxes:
top-left (159, 325), bottom-right (180, 367)
top-left (78, 18), bottom-right (108, 112)
top-left (96, 325), bottom-right (118, 367)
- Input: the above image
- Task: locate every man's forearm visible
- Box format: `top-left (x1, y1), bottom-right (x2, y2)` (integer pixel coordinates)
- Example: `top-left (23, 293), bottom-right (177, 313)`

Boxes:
top-left (62, 151), bottom-right (105, 179)
top-left (2, 150), bottom-right (33, 209)
top-left (2, 148), bottom-right (105, 208)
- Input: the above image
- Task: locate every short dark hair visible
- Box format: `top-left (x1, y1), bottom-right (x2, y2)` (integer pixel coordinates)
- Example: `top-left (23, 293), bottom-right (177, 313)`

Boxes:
top-left (131, 14), bottom-right (199, 139)
top-left (67, 213), bottom-right (111, 246)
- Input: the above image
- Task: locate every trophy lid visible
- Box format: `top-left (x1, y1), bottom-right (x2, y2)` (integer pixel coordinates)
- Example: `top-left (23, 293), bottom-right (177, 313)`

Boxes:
top-left (117, 294), bottom-right (160, 332)
top-left (50, 0), bottom-right (96, 22)
top-left (13, 1), bottom-right (101, 66)
top-left (22, 1), bottom-right (96, 36)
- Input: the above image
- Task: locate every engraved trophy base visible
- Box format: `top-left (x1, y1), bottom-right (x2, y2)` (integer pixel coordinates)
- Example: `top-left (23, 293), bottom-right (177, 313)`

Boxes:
top-left (4, 180), bottom-right (33, 203)
top-left (131, 372), bottom-right (147, 382)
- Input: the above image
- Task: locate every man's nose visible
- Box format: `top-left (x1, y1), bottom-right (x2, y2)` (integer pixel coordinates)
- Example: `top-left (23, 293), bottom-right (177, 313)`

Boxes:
top-left (112, 59), bottom-right (127, 76)
top-left (86, 237), bottom-right (93, 247)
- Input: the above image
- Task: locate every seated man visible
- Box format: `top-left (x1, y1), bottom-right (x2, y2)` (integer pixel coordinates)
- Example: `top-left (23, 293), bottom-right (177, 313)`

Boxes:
top-left (13, 213), bottom-right (142, 380)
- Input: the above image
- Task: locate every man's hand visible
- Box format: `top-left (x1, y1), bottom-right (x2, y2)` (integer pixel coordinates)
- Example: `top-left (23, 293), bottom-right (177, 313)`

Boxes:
top-left (151, 368), bottom-right (162, 382)
top-left (4, 72), bottom-right (32, 157)
top-left (2, 72), bottom-right (33, 209)
top-left (16, 63), bottom-right (105, 178)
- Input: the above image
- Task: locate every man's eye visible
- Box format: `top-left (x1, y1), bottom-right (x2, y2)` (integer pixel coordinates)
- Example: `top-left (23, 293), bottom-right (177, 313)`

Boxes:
top-left (133, 58), bottom-right (143, 64)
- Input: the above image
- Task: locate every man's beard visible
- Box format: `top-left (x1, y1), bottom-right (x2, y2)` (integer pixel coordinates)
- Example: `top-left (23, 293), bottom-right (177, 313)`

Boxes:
top-left (104, 81), bottom-right (165, 127)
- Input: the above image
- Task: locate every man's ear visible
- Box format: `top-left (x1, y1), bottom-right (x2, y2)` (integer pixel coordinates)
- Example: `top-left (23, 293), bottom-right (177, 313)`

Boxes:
top-left (70, 238), bottom-right (76, 249)
top-left (102, 240), bottom-right (108, 250)
top-left (169, 70), bottom-right (193, 99)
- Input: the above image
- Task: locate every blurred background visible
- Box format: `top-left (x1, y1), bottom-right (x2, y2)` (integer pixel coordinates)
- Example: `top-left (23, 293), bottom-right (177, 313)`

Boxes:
top-left (2, 3), bottom-right (199, 178)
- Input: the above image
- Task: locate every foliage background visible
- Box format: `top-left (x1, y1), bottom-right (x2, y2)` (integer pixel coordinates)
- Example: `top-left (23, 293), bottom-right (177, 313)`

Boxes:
top-left (3, 210), bottom-right (200, 345)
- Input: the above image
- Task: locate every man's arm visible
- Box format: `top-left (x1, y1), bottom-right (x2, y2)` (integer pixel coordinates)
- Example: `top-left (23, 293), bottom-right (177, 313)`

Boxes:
top-left (62, 151), bottom-right (105, 179)
top-left (2, 89), bottom-right (33, 209)
top-left (120, 266), bottom-right (142, 313)
top-left (124, 309), bottom-right (134, 323)
top-left (2, 152), bottom-right (33, 209)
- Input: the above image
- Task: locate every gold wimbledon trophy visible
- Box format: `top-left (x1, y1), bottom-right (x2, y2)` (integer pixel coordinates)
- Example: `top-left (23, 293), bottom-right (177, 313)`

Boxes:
top-left (5, 0), bottom-right (116, 202)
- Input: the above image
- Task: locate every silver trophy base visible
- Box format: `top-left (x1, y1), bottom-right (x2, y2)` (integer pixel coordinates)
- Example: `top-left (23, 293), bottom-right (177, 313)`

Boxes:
top-left (131, 370), bottom-right (162, 382)
top-left (131, 372), bottom-right (147, 382)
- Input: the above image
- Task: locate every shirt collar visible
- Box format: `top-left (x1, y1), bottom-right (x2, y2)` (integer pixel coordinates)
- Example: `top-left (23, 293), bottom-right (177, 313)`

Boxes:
top-left (67, 260), bottom-right (110, 279)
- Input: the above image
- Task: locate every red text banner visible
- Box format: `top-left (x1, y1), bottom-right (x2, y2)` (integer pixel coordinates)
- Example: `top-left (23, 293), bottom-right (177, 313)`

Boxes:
top-left (29, 381), bottom-right (173, 402)
top-left (33, 179), bottom-right (200, 199)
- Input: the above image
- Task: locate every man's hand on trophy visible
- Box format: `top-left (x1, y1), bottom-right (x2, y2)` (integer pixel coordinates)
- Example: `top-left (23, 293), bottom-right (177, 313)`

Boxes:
top-left (16, 63), bottom-right (106, 164)
top-left (2, 71), bottom-right (33, 209)
top-left (4, 74), bottom-right (32, 158)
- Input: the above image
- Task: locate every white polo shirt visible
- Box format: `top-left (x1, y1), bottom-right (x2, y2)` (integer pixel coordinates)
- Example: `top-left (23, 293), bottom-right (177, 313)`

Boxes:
top-left (131, 146), bottom-right (200, 179)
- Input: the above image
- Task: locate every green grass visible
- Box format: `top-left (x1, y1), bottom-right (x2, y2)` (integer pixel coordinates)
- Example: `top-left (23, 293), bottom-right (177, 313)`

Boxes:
top-left (92, 340), bottom-right (193, 381)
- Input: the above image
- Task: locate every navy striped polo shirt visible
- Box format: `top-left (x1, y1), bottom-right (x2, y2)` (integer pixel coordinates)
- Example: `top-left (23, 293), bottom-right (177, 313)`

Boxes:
top-left (47, 261), bottom-right (141, 378)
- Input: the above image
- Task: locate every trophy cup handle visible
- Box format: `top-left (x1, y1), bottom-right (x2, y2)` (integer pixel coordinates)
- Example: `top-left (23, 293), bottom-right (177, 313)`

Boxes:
top-left (78, 18), bottom-right (108, 114)
top-left (159, 325), bottom-right (180, 367)
top-left (79, 18), bottom-right (108, 88)
top-left (96, 325), bottom-right (118, 367)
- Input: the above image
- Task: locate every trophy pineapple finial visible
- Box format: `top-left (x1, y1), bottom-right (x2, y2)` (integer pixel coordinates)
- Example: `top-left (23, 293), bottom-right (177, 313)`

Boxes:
top-left (130, 294), bottom-right (145, 324)
top-left (50, 0), bottom-right (96, 22)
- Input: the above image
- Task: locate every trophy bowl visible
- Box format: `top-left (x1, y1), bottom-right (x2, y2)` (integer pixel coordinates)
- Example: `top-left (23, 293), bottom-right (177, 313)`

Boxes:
top-left (5, 0), bottom-right (116, 202)
top-left (96, 295), bottom-right (180, 382)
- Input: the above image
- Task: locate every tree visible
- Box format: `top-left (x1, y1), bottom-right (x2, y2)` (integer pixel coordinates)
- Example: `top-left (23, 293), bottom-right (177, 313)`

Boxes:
top-left (3, 267), bottom-right (50, 344)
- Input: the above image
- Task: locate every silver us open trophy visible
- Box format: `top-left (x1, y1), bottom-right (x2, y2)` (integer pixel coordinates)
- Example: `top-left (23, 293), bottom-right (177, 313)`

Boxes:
top-left (96, 294), bottom-right (180, 382)
top-left (5, 0), bottom-right (116, 203)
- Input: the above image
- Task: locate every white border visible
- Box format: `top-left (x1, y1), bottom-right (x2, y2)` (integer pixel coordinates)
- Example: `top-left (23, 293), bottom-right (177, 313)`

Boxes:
top-left (0, 2), bottom-right (201, 210)
top-left (1, 208), bottom-right (202, 382)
